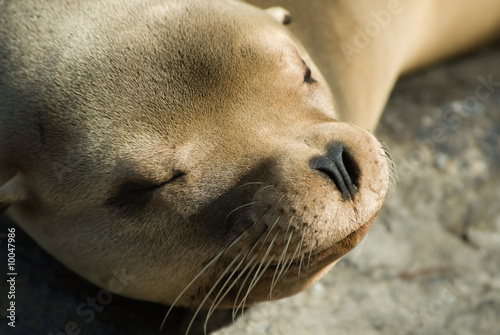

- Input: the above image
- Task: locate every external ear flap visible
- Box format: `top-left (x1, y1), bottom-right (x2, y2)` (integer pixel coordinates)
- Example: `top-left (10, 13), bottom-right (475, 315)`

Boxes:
top-left (0, 173), bottom-right (27, 212)
top-left (265, 7), bottom-right (292, 25)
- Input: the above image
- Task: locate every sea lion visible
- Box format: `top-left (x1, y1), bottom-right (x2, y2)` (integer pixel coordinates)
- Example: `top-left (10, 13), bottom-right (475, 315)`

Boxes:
top-left (0, 0), bottom-right (498, 318)
top-left (0, 0), bottom-right (389, 311)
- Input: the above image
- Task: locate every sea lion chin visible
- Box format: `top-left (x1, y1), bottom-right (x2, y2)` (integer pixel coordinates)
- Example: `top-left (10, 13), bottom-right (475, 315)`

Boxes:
top-left (0, 0), bottom-right (390, 310)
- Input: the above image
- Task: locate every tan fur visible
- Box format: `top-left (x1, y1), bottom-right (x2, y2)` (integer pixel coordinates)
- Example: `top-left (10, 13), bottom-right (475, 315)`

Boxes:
top-left (0, 0), bottom-right (498, 310)
top-left (249, 0), bottom-right (500, 130)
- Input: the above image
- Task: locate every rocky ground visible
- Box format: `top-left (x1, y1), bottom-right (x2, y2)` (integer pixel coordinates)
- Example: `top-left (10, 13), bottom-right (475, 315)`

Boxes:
top-left (1, 47), bottom-right (499, 335)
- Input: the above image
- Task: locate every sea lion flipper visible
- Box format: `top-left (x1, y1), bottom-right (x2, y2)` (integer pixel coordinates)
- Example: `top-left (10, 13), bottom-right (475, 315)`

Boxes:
top-left (0, 173), bottom-right (27, 212)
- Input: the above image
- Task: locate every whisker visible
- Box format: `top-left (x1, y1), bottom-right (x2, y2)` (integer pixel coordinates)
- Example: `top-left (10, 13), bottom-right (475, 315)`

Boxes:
top-left (258, 214), bottom-right (282, 254)
top-left (277, 231), bottom-right (302, 284)
top-left (306, 241), bottom-right (315, 269)
top-left (205, 227), bottom-right (268, 326)
top-left (252, 184), bottom-right (274, 201)
top-left (206, 253), bottom-right (248, 319)
top-left (379, 142), bottom-right (398, 194)
top-left (236, 181), bottom-right (266, 190)
top-left (232, 258), bottom-right (262, 321)
top-left (160, 223), bottom-right (252, 331)
top-left (270, 222), bottom-right (294, 296)
top-left (224, 201), bottom-right (257, 227)
top-left (298, 232), bottom-right (306, 279)
top-left (231, 213), bottom-right (280, 318)
top-left (273, 229), bottom-right (301, 293)
top-left (183, 251), bottom-right (245, 335)
top-left (275, 194), bottom-right (286, 209)
top-left (238, 230), bottom-right (280, 311)
top-left (231, 225), bottom-right (275, 320)
top-left (239, 255), bottom-right (276, 312)
top-left (204, 254), bottom-right (258, 333)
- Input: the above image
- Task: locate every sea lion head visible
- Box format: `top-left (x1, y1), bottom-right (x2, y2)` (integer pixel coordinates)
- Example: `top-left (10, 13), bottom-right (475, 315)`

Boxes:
top-left (0, 0), bottom-right (390, 308)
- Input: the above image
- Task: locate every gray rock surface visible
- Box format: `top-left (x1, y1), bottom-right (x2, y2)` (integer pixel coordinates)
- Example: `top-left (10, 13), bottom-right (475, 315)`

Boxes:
top-left (1, 47), bottom-right (499, 334)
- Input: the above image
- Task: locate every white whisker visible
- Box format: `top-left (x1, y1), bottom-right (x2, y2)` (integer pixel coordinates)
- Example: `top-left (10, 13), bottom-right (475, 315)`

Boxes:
top-left (231, 226), bottom-right (274, 320)
top-left (224, 201), bottom-right (257, 226)
top-left (238, 230), bottom-right (279, 310)
top-left (204, 254), bottom-right (258, 333)
top-left (232, 258), bottom-right (262, 320)
top-left (275, 194), bottom-right (286, 208)
top-left (240, 255), bottom-right (275, 312)
top-left (252, 184), bottom-right (274, 200)
top-left (306, 241), bottom-right (315, 269)
top-left (298, 232), bottom-right (306, 279)
top-left (160, 224), bottom-right (251, 331)
top-left (236, 181), bottom-right (266, 190)
top-left (277, 231), bottom-right (302, 284)
top-left (260, 214), bottom-right (281, 251)
top-left (183, 251), bottom-right (245, 335)
top-left (205, 227), bottom-right (268, 325)
top-left (270, 223), bottom-right (294, 296)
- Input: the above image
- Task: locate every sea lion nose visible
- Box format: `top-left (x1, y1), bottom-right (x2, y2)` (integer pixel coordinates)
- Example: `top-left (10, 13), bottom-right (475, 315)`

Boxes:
top-left (310, 143), bottom-right (360, 201)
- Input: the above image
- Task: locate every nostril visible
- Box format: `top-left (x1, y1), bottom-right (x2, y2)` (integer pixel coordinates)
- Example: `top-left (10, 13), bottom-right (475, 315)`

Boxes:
top-left (327, 144), bottom-right (360, 191)
top-left (310, 143), bottom-right (360, 201)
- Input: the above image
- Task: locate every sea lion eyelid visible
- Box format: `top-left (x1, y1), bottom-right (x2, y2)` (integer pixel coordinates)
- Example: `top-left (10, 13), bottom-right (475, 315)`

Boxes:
top-left (121, 181), bottom-right (164, 194)
top-left (104, 171), bottom-right (186, 211)
top-left (301, 59), bottom-right (317, 84)
top-left (119, 170), bottom-right (186, 194)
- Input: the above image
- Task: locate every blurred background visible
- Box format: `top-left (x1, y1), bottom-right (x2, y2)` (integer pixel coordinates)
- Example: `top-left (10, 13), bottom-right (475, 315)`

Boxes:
top-left (1, 46), bottom-right (499, 335)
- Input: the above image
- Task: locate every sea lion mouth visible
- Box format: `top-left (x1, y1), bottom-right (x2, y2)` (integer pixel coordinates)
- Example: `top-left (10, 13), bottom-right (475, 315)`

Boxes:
top-left (264, 213), bottom-right (375, 275)
top-left (306, 217), bottom-right (373, 264)
top-left (206, 213), bottom-right (377, 309)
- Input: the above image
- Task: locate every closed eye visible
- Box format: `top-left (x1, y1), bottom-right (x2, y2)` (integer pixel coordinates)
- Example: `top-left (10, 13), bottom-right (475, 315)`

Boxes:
top-left (121, 170), bottom-right (185, 193)
top-left (104, 170), bottom-right (185, 213)
top-left (303, 61), bottom-right (317, 84)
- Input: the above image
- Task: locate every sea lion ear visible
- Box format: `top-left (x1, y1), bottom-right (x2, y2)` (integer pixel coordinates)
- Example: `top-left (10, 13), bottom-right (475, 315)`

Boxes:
top-left (265, 7), bottom-right (292, 25)
top-left (0, 173), bottom-right (27, 213)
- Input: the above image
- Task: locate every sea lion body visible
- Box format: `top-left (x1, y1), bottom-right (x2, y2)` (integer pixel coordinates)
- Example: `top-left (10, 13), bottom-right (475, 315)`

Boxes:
top-left (249, 0), bottom-right (500, 130)
top-left (0, 0), bottom-right (499, 310)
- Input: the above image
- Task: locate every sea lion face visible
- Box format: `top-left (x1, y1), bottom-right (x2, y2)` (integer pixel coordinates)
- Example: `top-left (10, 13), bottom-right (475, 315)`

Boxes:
top-left (4, 0), bottom-right (389, 307)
